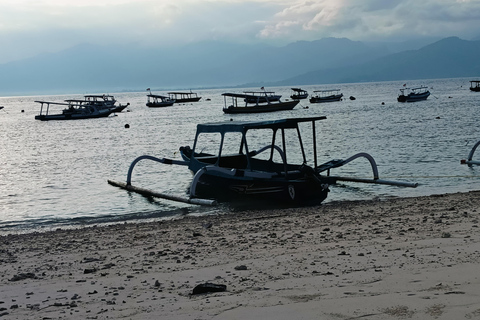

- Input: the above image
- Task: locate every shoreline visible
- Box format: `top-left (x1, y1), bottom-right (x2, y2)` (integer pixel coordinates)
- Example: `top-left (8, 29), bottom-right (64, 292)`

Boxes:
top-left (1, 190), bottom-right (480, 319)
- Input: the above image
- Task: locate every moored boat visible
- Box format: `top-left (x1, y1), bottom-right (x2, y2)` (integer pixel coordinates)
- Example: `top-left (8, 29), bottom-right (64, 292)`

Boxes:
top-left (168, 91), bottom-right (201, 103)
top-left (109, 117), bottom-right (417, 206)
top-left (309, 89), bottom-right (343, 103)
top-left (146, 94), bottom-right (175, 107)
top-left (34, 100), bottom-right (114, 121)
top-left (222, 92), bottom-right (298, 114)
top-left (65, 94), bottom-right (130, 113)
top-left (470, 81), bottom-right (480, 92)
top-left (290, 88), bottom-right (308, 100)
top-left (243, 88), bottom-right (281, 103)
top-left (397, 86), bottom-right (430, 102)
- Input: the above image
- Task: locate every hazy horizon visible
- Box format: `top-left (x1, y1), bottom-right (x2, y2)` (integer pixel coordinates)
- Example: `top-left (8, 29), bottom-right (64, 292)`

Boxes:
top-left (1, 0), bottom-right (480, 64)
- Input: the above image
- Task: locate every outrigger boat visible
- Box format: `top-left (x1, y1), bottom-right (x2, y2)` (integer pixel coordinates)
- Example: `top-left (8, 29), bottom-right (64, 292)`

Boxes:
top-left (309, 89), bottom-right (343, 103)
top-left (461, 140), bottom-right (480, 165)
top-left (470, 81), bottom-right (480, 92)
top-left (290, 88), bottom-right (309, 100)
top-left (146, 94), bottom-right (175, 108)
top-left (243, 89), bottom-right (281, 103)
top-left (222, 92), bottom-right (298, 114)
top-left (397, 86), bottom-right (430, 102)
top-left (108, 117), bottom-right (417, 206)
top-left (35, 100), bottom-right (114, 121)
top-left (65, 94), bottom-right (130, 113)
top-left (168, 91), bottom-right (201, 103)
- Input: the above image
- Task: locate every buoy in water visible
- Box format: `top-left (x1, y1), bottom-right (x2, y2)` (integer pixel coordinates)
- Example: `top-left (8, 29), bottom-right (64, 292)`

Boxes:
top-left (125, 124), bottom-right (130, 128)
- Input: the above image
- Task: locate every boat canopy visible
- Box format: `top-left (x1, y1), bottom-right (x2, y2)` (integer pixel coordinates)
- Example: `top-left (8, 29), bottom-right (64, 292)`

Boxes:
top-left (196, 116), bottom-right (327, 133)
top-left (147, 94), bottom-right (170, 99)
top-left (312, 89), bottom-right (341, 93)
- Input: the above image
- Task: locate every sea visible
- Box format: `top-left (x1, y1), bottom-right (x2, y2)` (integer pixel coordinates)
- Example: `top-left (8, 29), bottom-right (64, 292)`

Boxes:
top-left (1, 78), bottom-right (479, 235)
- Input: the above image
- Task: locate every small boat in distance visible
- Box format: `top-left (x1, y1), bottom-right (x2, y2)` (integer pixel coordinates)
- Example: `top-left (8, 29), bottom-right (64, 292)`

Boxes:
top-left (168, 91), bottom-right (201, 103)
top-left (243, 88), bottom-right (281, 103)
top-left (34, 100), bottom-right (114, 121)
top-left (290, 88), bottom-right (309, 100)
top-left (397, 86), bottom-right (430, 102)
top-left (470, 81), bottom-right (480, 92)
top-left (146, 94), bottom-right (175, 107)
top-left (309, 89), bottom-right (343, 103)
top-left (146, 89), bottom-right (175, 107)
top-left (222, 92), bottom-right (298, 114)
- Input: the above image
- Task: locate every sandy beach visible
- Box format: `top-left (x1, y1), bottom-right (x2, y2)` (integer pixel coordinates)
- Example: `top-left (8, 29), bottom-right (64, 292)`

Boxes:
top-left (1, 191), bottom-right (480, 319)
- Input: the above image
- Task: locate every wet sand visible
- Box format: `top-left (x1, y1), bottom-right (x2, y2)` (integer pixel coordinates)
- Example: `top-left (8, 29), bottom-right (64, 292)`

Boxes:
top-left (1, 191), bottom-right (480, 319)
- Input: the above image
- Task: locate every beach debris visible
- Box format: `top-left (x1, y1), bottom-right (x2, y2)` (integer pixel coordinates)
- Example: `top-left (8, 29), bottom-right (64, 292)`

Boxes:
top-left (84, 268), bottom-right (97, 274)
top-left (191, 283), bottom-right (227, 295)
top-left (9, 273), bottom-right (36, 282)
top-left (202, 222), bottom-right (213, 229)
top-left (234, 265), bottom-right (248, 271)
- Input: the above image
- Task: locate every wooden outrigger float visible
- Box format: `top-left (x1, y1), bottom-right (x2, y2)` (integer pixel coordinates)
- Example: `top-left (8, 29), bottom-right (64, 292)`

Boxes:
top-left (109, 117), bottom-right (417, 206)
top-left (461, 140), bottom-right (480, 165)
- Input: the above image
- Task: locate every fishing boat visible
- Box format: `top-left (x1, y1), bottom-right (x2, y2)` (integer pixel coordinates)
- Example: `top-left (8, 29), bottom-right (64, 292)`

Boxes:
top-left (309, 89), bottom-right (343, 103)
top-left (108, 117), bottom-right (417, 206)
top-left (222, 92), bottom-right (298, 114)
top-left (397, 86), bottom-right (430, 102)
top-left (243, 89), bottom-right (281, 103)
top-left (65, 94), bottom-right (130, 113)
top-left (34, 100), bottom-right (114, 121)
top-left (470, 81), bottom-right (480, 92)
top-left (290, 88), bottom-right (309, 100)
top-left (146, 94), bottom-right (175, 107)
top-left (168, 91), bottom-right (201, 103)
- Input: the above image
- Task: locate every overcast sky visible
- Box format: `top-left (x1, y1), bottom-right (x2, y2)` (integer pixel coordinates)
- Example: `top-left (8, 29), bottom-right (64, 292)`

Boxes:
top-left (1, 0), bottom-right (480, 64)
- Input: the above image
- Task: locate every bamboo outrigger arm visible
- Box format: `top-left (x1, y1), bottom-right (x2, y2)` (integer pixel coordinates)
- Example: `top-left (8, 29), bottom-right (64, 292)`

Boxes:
top-left (461, 140), bottom-right (480, 165)
top-left (317, 152), bottom-right (418, 188)
top-left (108, 155), bottom-right (217, 206)
top-left (125, 155), bottom-right (188, 185)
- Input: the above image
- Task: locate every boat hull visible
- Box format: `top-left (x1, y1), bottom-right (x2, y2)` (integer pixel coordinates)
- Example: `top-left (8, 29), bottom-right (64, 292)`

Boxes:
top-left (223, 100), bottom-right (299, 114)
top-left (309, 94), bottom-right (343, 103)
top-left (35, 109), bottom-right (113, 121)
top-left (146, 101), bottom-right (175, 108)
top-left (175, 97), bottom-right (202, 103)
top-left (290, 94), bottom-right (308, 100)
top-left (192, 169), bottom-right (329, 205)
top-left (397, 91), bottom-right (430, 102)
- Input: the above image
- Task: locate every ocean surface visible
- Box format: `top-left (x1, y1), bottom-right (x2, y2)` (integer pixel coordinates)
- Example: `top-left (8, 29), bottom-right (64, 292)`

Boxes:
top-left (1, 78), bottom-right (479, 234)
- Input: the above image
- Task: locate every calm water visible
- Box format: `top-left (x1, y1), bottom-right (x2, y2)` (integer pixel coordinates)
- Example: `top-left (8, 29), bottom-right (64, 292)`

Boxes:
top-left (1, 78), bottom-right (479, 234)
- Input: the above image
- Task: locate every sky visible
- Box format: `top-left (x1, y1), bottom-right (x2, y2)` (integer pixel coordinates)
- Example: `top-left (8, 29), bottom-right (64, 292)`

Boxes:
top-left (1, 0), bottom-right (480, 64)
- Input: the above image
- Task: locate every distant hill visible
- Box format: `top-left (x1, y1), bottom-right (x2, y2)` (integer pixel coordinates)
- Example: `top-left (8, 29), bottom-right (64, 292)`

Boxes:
top-left (273, 37), bottom-right (480, 86)
top-left (0, 36), bottom-right (477, 95)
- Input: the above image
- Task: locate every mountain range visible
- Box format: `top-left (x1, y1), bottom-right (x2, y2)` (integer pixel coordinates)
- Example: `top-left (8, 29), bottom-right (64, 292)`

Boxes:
top-left (0, 36), bottom-right (478, 95)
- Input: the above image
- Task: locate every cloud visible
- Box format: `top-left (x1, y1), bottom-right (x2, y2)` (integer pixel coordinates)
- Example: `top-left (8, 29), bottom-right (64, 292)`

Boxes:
top-left (1, 0), bottom-right (480, 63)
top-left (258, 0), bottom-right (480, 41)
